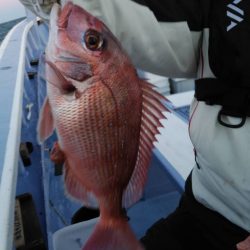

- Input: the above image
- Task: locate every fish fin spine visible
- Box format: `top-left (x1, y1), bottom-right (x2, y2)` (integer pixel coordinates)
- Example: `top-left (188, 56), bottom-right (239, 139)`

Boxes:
top-left (123, 80), bottom-right (169, 207)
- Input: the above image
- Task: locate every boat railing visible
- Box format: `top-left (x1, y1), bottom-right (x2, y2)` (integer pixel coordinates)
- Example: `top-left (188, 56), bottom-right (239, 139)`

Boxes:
top-left (0, 19), bottom-right (37, 250)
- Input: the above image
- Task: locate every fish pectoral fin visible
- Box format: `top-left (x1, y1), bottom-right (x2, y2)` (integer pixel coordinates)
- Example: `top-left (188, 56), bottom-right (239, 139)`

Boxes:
top-left (64, 161), bottom-right (99, 208)
top-left (123, 80), bottom-right (170, 208)
top-left (50, 141), bottom-right (65, 165)
top-left (37, 97), bottom-right (55, 144)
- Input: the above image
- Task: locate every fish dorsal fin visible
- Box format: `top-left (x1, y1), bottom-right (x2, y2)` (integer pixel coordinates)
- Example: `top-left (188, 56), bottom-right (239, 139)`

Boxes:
top-left (37, 97), bottom-right (55, 144)
top-left (123, 81), bottom-right (170, 207)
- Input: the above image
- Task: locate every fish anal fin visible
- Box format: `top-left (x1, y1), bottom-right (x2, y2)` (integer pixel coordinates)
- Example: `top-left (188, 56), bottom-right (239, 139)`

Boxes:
top-left (123, 80), bottom-right (169, 207)
top-left (37, 97), bottom-right (54, 144)
top-left (64, 161), bottom-right (99, 208)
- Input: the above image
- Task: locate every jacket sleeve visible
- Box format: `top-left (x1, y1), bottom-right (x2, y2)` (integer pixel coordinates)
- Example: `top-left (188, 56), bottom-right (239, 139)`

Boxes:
top-left (19, 0), bottom-right (59, 21)
top-left (20, 0), bottom-right (202, 78)
top-left (73, 0), bottom-right (202, 78)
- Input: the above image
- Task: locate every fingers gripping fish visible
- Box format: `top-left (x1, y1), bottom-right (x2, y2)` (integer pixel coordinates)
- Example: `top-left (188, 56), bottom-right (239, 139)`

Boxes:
top-left (38, 2), bottom-right (169, 250)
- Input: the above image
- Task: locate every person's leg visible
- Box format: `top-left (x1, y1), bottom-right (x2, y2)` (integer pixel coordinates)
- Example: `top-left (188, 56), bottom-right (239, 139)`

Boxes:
top-left (140, 174), bottom-right (249, 250)
top-left (140, 195), bottom-right (211, 250)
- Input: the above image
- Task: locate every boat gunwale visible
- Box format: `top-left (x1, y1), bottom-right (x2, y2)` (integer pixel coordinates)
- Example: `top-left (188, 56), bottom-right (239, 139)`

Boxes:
top-left (0, 19), bottom-right (37, 250)
top-left (0, 20), bottom-right (26, 61)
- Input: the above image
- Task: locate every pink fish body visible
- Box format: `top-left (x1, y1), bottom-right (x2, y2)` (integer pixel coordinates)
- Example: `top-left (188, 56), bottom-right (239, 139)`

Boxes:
top-left (38, 2), bottom-right (168, 250)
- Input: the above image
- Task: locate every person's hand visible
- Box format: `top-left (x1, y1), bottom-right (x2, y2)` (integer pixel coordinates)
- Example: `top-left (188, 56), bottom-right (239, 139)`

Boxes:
top-left (237, 236), bottom-right (250, 250)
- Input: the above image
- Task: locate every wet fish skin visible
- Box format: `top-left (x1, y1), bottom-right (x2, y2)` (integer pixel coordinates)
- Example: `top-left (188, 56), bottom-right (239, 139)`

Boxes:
top-left (38, 2), bottom-right (169, 250)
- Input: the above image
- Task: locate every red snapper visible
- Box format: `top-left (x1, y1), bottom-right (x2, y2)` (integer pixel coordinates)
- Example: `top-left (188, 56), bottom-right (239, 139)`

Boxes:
top-left (38, 2), bottom-right (169, 250)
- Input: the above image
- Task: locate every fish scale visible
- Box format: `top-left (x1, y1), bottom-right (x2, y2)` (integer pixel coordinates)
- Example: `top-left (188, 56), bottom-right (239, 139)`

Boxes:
top-left (54, 81), bottom-right (139, 191)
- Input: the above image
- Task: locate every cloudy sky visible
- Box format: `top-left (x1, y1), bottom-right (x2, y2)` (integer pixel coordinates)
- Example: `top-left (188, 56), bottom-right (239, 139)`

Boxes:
top-left (0, 0), bottom-right (26, 23)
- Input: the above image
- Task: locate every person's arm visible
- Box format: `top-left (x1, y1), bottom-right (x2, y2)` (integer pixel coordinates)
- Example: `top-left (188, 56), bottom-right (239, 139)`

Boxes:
top-left (20, 0), bottom-right (203, 78)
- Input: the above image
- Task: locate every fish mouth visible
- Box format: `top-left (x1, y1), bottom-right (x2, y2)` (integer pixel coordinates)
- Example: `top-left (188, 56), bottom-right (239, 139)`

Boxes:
top-left (46, 3), bottom-right (94, 98)
top-left (49, 3), bottom-right (61, 41)
top-left (50, 2), bottom-right (74, 30)
top-left (47, 3), bottom-right (92, 86)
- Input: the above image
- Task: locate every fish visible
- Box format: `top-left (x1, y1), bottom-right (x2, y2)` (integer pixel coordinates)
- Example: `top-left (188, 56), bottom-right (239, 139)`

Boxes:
top-left (38, 2), bottom-right (169, 250)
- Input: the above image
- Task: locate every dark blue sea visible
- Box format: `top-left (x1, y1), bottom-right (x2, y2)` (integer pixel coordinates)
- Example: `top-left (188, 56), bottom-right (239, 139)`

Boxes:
top-left (0, 18), bottom-right (25, 43)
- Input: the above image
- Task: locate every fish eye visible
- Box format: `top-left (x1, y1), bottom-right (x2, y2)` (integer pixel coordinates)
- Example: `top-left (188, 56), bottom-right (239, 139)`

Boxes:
top-left (83, 29), bottom-right (104, 51)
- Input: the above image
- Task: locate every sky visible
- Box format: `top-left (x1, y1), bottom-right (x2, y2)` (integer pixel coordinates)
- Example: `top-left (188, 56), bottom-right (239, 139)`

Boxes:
top-left (0, 0), bottom-right (26, 24)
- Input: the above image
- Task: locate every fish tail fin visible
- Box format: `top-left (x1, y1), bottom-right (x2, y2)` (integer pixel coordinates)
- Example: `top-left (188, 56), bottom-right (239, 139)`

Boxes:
top-left (82, 218), bottom-right (144, 250)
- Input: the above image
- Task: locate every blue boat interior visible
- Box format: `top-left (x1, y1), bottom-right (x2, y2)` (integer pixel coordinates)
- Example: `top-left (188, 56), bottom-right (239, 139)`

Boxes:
top-left (0, 18), bottom-right (193, 250)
